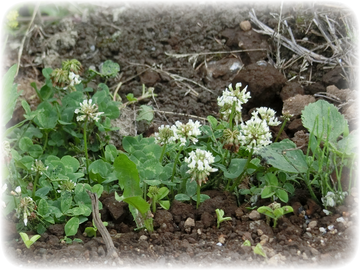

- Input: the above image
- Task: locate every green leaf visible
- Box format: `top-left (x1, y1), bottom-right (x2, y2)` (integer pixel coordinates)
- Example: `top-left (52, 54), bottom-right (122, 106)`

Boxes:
top-left (61, 156), bottom-right (80, 173)
top-left (276, 189), bottom-right (289, 203)
top-left (60, 192), bottom-right (72, 213)
top-left (19, 137), bottom-right (33, 152)
top-left (122, 136), bottom-right (139, 154)
top-left (174, 194), bottom-right (191, 201)
top-left (136, 105), bottom-right (154, 122)
top-left (99, 60), bottom-right (120, 77)
top-left (266, 173), bottom-right (278, 186)
top-left (257, 206), bottom-right (274, 219)
top-left (253, 243), bottom-right (267, 258)
top-left (64, 217), bottom-right (80, 237)
top-left (2, 64), bottom-right (19, 126)
top-left (186, 178), bottom-right (197, 196)
top-left (159, 200), bottom-right (170, 210)
top-left (273, 208), bottom-right (284, 219)
top-left (92, 184), bottom-right (104, 198)
top-left (35, 186), bottom-right (51, 198)
top-left (84, 227), bottom-right (97, 238)
top-left (113, 153), bottom-right (141, 198)
top-left (157, 187), bottom-right (169, 200)
top-left (37, 199), bottom-right (49, 216)
top-left (34, 101), bottom-right (59, 129)
top-left (223, 158), bottom-right (248, 178)
top-left (207, 115), bottom-right (218, 129)
top-left (89, 159), bottom-right (111, 183)
top-left (123, 196), bottom-right (150, 214)
top-left (126, 93), bottom-right (137, 102)
top-left (258, 139), bottom-right (308, 173)
top-left (28, 145), bottom-right (43, 158)
top-left (261, 186), bottom-right (274, 199)
top-left (199, 194), bottom-right (210, 203)
top-left (302, 100), bottom-right (347, 142)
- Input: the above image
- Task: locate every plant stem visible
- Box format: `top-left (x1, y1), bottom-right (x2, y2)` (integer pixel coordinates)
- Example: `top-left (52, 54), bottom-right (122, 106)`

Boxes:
top-left (274, 118), bottom-right (288, 142)
top-left (83, 117), bottom-right (90, 183)
top-left (196, 184), bottom-right (201, 209)
top-left (32, 172), bottom-right (40, 198)
top-left (159, 143), bottom-right (167, 163)
top-left (229, 150), bottom-right (253, 192)
top-left (170, 145), bottom-right (183, 197)
top-left (43, 130), bottom-right (49, 152)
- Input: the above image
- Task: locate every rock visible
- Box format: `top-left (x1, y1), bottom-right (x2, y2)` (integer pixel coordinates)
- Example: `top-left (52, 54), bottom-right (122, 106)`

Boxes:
top-left (184, 217), bottom-right (195, 233)
top-left (102, 195), bottom-right (128, 221)
top-left (249, 210), bottom-right (261, 220)
top-left (310, 247), bottom-right (320, 256)
top-left (0, 218), bottom-right (19, 241)
top-left (84, 239), bottom-right (100, 250)
top-left (282, 94), bottom-right (316, 117)
top-left (232, 63), bottom-right (286, 111)
top-left (201, 58), bottom-right (243, 81)
top-left (139, 235), bottom-right (148, 241)
top-left (308, 220), bottom-right (318, 229)
top-left (239, 20), bottom-right (252, 31)
top-left (344, 225), bottom-right (360, 238)
top-left (235, 207), bottom-right (244, 218)
top-left (249, 220), bottom-right (274, 237)
top-left (242, 232), bottom-right (254, 245)
top-left (269, 253), bottom-right (286, 266)
top-left (47, 235), bottom-right (60, 247)
top-left (67, 242), bottom-right (85, 257)
top-left (280, 82), bottom-right (304, 101)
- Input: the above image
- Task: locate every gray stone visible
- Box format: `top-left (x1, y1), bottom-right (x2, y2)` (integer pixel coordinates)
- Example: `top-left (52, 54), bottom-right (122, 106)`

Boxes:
top-left (249, 210), bottom-right (261, 220)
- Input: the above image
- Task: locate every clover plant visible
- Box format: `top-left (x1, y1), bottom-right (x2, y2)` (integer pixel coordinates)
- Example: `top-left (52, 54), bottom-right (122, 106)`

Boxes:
top-left (257, 202), bottom-right (294, 228)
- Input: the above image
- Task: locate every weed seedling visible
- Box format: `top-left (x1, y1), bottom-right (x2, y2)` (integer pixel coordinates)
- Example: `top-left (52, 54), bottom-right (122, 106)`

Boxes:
top-left (257, 202), bottom-right (293, 227)
top-left (215, 209), bottom-right (232, 228)
top-left (19, 232), bottom-right (40, 249)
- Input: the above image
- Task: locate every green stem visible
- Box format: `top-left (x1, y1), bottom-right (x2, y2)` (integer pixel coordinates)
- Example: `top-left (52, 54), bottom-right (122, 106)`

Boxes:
top-left (43, 131), bottom-right (49, 152)
top-left (170, 145), bottom-right (183, 197)
top-left (229, 150), bottom-right (253, 192)
top-left (196, 184), bottom-right (201, 209)
top-left (274, 118), bottom-right (288, 142)
top-left (83, 117), bottom-right (90, 183)
top-left (32, 172), bottom-right (40, 198)
top-left (159, 143), bottom-right (167, 163)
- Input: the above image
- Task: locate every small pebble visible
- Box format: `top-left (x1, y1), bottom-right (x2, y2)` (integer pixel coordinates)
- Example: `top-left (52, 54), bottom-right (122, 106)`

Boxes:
top-left (308, 220), bottom-right (317, 229)
top-left (239, 20), bottom-right (252, 31)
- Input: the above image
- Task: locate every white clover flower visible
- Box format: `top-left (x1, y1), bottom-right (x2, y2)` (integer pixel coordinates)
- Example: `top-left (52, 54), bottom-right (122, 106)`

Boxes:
top-left (1, 184), bottom-right (7, 208)
top-left (238, 116), bottom-right (272, 153)
top-left (75, 99), bottom-right (104, 122)
top-left (58, 180), bottom-right (77, 192)
top-left (0, 176), bottom-right (7, 197)
top-left (69, 72), bottom-right (81, 86)
top-left (322, 192), bottom-right (336, 208)
top-left (217, 82), bottom-right (251, 125)
top-left (23, 215), bottom-right (28, 226)
top-left (31, 159), bottom-right (48, 175)
top-left (15, 186), bottom-right (21, 194)
top-left (185, 149), bottom-right (218, 186)
top-left (154, 125), bottom-right (176, 145)
top-left (17, 196), bottom-right (36, 227)
top-left (171, 119), bottom-right (201, 146)
top-left (252, 107), bottom-right (281, 126)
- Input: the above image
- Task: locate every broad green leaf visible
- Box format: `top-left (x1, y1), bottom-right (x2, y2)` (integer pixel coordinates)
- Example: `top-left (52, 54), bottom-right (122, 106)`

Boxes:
top-left (34, 101), bottom-right (59, 130)
top-left (207, 115), bottom-right (218, 129)
top-left (123, 196), bottom-right (150, 214)
top-left (199, 194), bottom-right (210, 203)
top-left (92, 184), bottom-right (104, 198)
top-left (261, 186), bottom-right (274, 199)
top-left (157, 187), bottom-right (169, 200)
top-left (253, 243), bottom-right (267, 258)
top-left (159, 200), bottom-right (170, 210)
top-left (113, 153), bottom-right (141, 198)
top-left (302, 100), bottom-right (348, 142)
top-left (265, 173), bottom-right (278, 186)
top-left (122, 136), bottom-right (139, 153)
top-left (186, 178), bottom-right (197, 196)
top-left (223, 158), bottom-right (248, 179)
top-left (28, 145), bottom-right (43, 158)
top-left (136, 105), bottom-right (154, 122)
top-left (89, 159), bottom-right (111, 183)
top-left (19, 137), bottom-right (33, 152)
top-left (174, 194), bottom-right (191, 201)
top-left (273, 208), bottom-right (285, 219)
top-left (99, 60), bottom-right (120, 77)
top-left (60, 192), bottom-right (72, 213)
top-left (275, 189), bottom-right (289, 203)
top-left (64, 217), bottom-right (80, 237)
top-left (61, 156), bottom-right (80, 173)
top-left (37, 199), bottom-right (49, 216)
top-left (104, 144), bottom-right (119, 163)
top-left (258, 139), bottom-right (308, 173)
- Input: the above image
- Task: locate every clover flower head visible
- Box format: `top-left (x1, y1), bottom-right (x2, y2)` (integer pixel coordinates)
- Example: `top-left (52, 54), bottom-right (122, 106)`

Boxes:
top-left (252, 107), bottom-right (281, 126)
top-left (68, 72), bottom-right (82, 87)
top-left (322, 192), bottom-right (336, 207)
top-left (321, 191), bottom-right (348, 208)
top-left (0, 176), bottom-right (7, 197)
top-left (217, 82), bottom-right (251, 124)
top-left (17, 196), bottom-right (36, 227)
top-left (154, 125), bottom-right (176, 145)
top-left (171, 119), bottom-right (201, 146)
top-left (185, 149), bottom-right (218, 186)
top-left (57, 180), bottom-right (77, 193)
top-left (238, 116), bottom-right (272, 153)
top-left (31, 159), bottom-right (48, 175)
top-left (75, 99), bottom-right (104, 122)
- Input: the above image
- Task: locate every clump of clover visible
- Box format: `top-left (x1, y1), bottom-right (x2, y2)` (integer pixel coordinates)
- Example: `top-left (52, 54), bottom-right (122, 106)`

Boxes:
top-left (50, 59), bottom-right (83, 91)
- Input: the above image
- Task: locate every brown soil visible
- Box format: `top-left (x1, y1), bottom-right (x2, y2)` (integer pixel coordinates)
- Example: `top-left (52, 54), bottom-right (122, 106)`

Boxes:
top-left (2, 1), bottom-right (358, 268)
